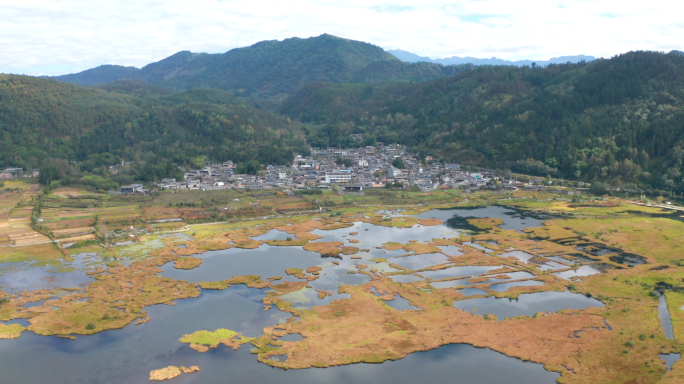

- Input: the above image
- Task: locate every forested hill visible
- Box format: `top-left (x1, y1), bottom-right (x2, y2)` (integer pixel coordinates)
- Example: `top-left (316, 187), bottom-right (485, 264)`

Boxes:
top-left (0, 74), bottom-right (307, 180)
top-left (52, 34), bottom-right (471, 107)
top-left (281, 51), bottom-right (684, 194)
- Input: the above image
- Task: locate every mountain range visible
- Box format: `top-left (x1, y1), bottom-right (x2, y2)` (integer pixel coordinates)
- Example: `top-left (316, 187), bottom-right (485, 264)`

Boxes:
top-left (280, 50), bottom-right (684, 195)
top-left (3, 34), bottom-right (684, 195)
top-left (387, 49), bottom-right (597, 67)
top-left (52, 34), bottom-right (471, 109)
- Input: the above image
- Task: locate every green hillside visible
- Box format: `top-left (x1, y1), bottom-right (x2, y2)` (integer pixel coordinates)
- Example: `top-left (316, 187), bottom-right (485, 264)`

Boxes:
top-left (0, 75), bottom-right (307, 181)
top-left (52, 35), bottom-right (471, 108)
top-left (281, 51), bottom-right (684, 195)
top-left (53, 64), bottom-right (142, 86)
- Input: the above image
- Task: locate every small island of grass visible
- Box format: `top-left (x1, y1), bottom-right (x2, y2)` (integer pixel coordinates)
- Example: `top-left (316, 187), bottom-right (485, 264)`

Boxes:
top-left (174, 257), bottom-right (203, 270)
top-left (180, 328), bottom-right (255, 352)
top-left (0, 323), bottom-right (26, 339)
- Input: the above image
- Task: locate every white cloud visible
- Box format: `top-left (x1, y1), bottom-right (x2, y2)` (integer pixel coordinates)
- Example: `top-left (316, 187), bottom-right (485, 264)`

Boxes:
top-left (0, 0), bottom-right (681, 75)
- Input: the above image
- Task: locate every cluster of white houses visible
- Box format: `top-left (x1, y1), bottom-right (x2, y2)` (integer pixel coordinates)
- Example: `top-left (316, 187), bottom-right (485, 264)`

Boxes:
top-left (139, 144), bottom-right (529, 194)
top-left (0, 168), bottom-right (39, 180)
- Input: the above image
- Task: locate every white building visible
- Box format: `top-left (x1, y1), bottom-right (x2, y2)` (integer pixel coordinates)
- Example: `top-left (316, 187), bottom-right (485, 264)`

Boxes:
top-left (325, 173), bottom-right (352, 183)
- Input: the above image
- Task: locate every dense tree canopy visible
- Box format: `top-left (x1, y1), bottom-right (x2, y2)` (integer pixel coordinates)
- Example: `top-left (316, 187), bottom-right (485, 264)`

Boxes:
top-left (281, 51), bottom-right (684, 195)
top-left (0, 75), bottom-right (307, 183)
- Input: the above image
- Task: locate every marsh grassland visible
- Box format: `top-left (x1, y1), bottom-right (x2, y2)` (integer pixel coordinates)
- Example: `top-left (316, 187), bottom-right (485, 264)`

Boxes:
top-left (2, 185), bottom-right (684, 383)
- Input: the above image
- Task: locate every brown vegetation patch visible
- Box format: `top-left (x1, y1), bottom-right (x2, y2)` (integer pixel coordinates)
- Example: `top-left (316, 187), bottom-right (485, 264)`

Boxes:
top-left (275, 220), bottom-right (324, 240)
top-left (254, 278), bottom-right (609, 380)
top-left (150, 366), bottom-right (200, 381)
top-left (303, 241), bottom-right (343, 256)
top-left (0, 323), bottom-right (26, 339)
top-left (270, 281), bottom-right (308, 294)
top-left (286, 268), bottom-right (306, 279)
top-left (320, 223), bottom-right (354, 231)
top-left (418, 219), bottom-right (443, 226)
top-left (341, 246), bottom-right (359, 255)
top-left (198, 281), bottom-right (229, 290)
top-left (468, 218), bottom-right (504, 230)
top-left (174, 257), bottom-right (202, 270)
top-left (266, 239), bottom-right (308, 246)
top-left (233, 239), bottom-right (263, 249)
top-left (26, 247), bottom-right (200, 336)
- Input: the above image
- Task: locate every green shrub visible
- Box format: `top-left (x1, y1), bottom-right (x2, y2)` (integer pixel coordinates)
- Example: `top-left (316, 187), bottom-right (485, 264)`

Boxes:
top-left (85, 323), bottom-right (96, 330)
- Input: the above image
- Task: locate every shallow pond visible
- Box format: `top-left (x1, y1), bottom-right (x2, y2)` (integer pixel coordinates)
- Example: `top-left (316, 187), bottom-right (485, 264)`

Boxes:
top-left (389, 253), bottom-right (450, 270)
top-left (546, 254), bottom-right (596, 265)
top-left (414, 206), bottom-right (551, 231)
top-left (386, 296), bottom-right (423, 311)
top-left (488, 280), bottom-right (544, 292)
top-left (252, 229), bottom-right (293, 241)
top-left (659, 294), bottom-right (674, 339)
top-left (436, 245), bottom-right (463, 256)
top-left (388, 274), bottom-right (425, 283)
top-left (457, 288), bottom-right (488, 296)
top-left (501, 250), bottom-right (535, 262)
top-left (660, 353), bottom-right (680, 372)
top-left (419, 265), bottom-right (502, 280)
top-left (553, 265), bottom-right (603, 280)
top-left (429, 272), bottom-right (534, 289)
top-left (309, 221), bottom-right (460, 246)
top-left (159, 244), bottom-right (324, 282)
top-left (0, 253), bottom-right (96, 292)
top-left (454, 290), bottom-right (605, 320)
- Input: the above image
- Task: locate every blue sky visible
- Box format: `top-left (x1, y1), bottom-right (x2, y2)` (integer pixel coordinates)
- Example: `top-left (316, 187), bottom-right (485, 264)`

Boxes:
top-left (1, 0), bottom-right (681, 76)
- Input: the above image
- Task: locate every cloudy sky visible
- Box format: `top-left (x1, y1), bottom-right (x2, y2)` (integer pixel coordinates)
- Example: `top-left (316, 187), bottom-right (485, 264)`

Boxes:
top-left (1, 0), bottom-right (681, 75)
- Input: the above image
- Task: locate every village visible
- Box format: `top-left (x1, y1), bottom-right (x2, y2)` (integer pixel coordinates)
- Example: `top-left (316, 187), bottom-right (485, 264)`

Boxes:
top-left (149, 143), bottom-right (530, 194)
top-left (1, 142), bottom-right (568, 197)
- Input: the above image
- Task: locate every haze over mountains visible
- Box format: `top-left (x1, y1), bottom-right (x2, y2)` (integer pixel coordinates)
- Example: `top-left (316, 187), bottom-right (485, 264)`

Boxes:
top-left (387, 49), bottom-right (597, 67)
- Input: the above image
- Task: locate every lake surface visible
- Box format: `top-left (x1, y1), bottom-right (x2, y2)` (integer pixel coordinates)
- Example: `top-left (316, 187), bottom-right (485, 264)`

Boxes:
top-left (0, 283), bottom-right (560, 384)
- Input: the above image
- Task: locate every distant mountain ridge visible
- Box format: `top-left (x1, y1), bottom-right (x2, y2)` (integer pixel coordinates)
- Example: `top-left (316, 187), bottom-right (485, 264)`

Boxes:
top-left (52, 35), bottom-right (470, 108)
top-left (387, 49), bottom-right (596, 67)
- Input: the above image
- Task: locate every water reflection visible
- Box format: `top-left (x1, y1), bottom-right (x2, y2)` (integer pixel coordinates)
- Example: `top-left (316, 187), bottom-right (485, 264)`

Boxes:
top-left (160, 245), bottom-right (323, 282)
top-left (660, 353), bottom-right (680, 372)
top-left (0, 253), bottom-right (95, 292)
top-left (659, 294), bottom-right (674, 339)
top-left (415, 206), bottom-right (551, 231)
top-left (386, 296), bottom-right (423, 311)
top-left (553, 265), bottom-right (602, 280)
top-left (454, 290), bottom-right (604, 320)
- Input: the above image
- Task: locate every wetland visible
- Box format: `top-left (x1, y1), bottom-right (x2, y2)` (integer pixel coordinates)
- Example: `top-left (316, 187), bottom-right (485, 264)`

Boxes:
top-left (2, 187), bottom-right (684, 383)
